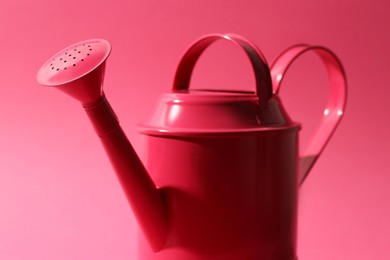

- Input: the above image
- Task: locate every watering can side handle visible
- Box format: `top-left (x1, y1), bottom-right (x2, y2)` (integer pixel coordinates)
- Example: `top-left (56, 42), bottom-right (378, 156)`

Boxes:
top-left (173, 33), bottom-right (273, 107)
top-left (270, 45), bottom-right (347, 185)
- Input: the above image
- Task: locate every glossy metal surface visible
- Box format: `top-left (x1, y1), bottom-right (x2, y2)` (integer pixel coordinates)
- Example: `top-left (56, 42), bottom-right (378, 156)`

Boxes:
top-left (37, 34), bottom-right (347, 259)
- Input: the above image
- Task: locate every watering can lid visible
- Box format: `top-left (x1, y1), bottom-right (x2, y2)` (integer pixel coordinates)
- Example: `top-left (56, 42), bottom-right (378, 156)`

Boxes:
top-left (138, 89), bottom-right (299, 137)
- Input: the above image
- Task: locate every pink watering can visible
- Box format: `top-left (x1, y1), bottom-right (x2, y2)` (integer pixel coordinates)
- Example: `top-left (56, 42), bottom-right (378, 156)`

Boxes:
top-left (37, 34), bottom-right (346, 259)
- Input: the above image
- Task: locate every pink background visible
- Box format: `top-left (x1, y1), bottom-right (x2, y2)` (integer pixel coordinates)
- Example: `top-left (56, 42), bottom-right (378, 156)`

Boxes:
top-left (0, 0), bottom-right (388, 259)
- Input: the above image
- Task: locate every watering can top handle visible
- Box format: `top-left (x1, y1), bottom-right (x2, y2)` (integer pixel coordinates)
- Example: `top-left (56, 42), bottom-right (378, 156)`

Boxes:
top-left (270, 45), bottom-right (347, 184)
top-left (173, 33), bottom-right (273, 107)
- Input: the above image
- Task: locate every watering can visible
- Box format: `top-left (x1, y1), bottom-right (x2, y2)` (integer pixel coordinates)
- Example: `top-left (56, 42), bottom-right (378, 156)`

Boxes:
top-left (36, 34), bottom-right (346, 259)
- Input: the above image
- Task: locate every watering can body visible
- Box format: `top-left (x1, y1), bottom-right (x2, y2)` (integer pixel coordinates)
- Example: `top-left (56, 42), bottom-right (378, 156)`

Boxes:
top-left (140, 125), bottom-right (300, 259)
top-left (137, 91), bottom-right (300, 259)
top-left (37, 34), bottom-right (347, 260)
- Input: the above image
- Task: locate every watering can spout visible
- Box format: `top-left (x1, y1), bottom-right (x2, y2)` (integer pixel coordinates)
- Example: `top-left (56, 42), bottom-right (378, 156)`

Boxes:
top-left (83, 95), bottom-right (169, 251)
top-left (36, 39), bottom-right (168, 251)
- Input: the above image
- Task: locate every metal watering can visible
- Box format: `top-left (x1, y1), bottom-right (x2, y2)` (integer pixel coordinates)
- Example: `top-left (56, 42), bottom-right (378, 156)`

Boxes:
top-left (36, 34), bottom-right (346, 259)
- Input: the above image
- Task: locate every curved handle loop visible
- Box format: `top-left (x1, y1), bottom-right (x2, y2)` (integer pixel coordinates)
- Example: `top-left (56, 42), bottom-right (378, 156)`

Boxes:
top-left (270, 45), bottom-right (347, 185)
top-left (173, 33), bottom-right (273, 107)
